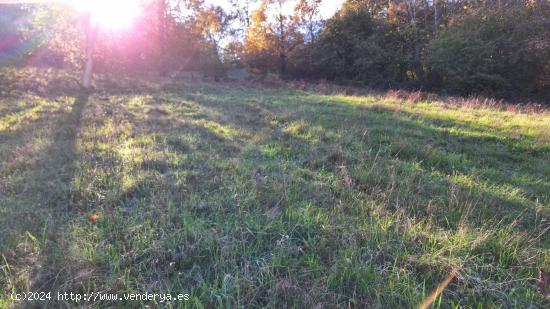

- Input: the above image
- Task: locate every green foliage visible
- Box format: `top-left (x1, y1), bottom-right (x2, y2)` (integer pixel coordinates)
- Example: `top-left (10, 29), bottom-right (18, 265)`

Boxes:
top-left (243, 1), bottom-right (276, 75)
top-left (21, 3), bottom-right (85, 68)
top-left (313, 5), bottom-right (404, 87)
top-left (308, 0), bottom-right (550, 100)
top-left (243, 0), bottom-right (305, 77)
top-left (311, 0), bottom-right (433, 88)
top-left (427, 6), bottom-right (550, 98)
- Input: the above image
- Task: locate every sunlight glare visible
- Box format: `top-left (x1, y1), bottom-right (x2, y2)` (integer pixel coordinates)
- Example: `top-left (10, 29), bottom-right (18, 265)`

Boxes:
top-left (71, 0), bottom-right (142, 31)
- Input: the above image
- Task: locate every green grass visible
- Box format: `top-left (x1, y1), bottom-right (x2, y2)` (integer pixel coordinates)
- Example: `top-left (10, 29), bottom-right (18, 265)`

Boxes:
top-left (1, 68), bottom-right (549, 308)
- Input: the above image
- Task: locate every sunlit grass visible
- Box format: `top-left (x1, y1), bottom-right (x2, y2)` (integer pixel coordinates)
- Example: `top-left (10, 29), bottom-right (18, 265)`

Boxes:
top-left (1, 68), bottom-right (549, 307)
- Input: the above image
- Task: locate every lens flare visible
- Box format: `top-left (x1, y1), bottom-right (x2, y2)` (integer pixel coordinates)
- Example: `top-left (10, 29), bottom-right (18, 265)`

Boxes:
top-left (71, 0), bottom-right (141, 31)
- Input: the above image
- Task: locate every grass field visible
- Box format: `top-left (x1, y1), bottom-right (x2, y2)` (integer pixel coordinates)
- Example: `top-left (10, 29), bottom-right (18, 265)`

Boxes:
top-left (1, 68), bottom-right (549, 308)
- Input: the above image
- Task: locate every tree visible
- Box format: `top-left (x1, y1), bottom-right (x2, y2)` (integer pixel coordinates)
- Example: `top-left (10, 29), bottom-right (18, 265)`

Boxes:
top-left (194, 5), bottom-right (233, 77)
top-left (243, 1), bottom-right (274, 75)
top-left (21, 3), bottom-right (84, 69)
top-left (223, 40), bottom-right (245, 68)
top-left (243, 0), bottom-right (303, 77)
top-left (270, 0), bottom-right (303, 76)
top-left (157, 0), bottom-right (169, 73)
top-left (312, 1), bottom-right (403, 86)
top-left (81, 12), bottom-right (97, 88)
top-left (196, 6), bottom-right (232, 59)
top-left (230, 0), bottom-right (258, 29)
top-left (294, 0), bottom-right (323, 45)
top-left (287, 0), bottom-right (323, 77)
top-left (427, 2), bottom-right (550, 98)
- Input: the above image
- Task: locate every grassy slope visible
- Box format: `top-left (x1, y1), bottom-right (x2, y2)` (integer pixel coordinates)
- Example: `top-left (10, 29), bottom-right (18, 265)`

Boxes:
top-left (1, 68), bottom-right (549, 308)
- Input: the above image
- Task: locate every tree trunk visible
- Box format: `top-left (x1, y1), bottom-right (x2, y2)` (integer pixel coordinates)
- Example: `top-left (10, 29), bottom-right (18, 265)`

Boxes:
top-left (434, 0), bottom-right (438, 36)
top-left (280, 52), bottom-right (287, 76)
top-left (278, 11), bottom-right (286, 77)
top-left (158, 0), bottom-right (168, 74)
top-left (81, 13), bottom-right (97, 89)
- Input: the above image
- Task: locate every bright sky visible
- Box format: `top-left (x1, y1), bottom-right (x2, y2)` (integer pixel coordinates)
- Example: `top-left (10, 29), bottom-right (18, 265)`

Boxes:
top-left (0, 0), bottom-right (345, 19)
top-left (318, 0), bottom-right (345, 19)
top-left (205, 0), bottom-right (345, 19)
top-left (0, 0), bottom-right (345, 32)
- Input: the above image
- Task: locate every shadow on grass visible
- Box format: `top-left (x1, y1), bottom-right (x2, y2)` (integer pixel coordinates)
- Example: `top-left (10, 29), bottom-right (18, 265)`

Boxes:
top-left (166, 84), bottom-right (549, 233)
top-left (2, 76), bottom-right (548, 307)
top-left (94, 82), bottom-right (544, 306)
top-left (0, 90), bottom-right (88, 304)
top-left (90, 82), bottom-right (550, 306)
top-left (186, 86), bottom-right (550, 305)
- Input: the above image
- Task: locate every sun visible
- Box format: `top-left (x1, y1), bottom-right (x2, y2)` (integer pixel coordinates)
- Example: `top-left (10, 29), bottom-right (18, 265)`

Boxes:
top-left (71, 0), bottom-right (142, 31)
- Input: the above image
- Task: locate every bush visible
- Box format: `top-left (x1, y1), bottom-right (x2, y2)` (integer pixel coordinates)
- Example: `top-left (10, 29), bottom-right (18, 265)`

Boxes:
top-left (427, 5), bottom-right (550, 99)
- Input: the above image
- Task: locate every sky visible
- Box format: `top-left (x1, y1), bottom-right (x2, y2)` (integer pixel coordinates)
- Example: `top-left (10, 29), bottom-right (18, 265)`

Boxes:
top-left (318, 0), bottom-right (345, 18)
top-left (0, 0), bottom-right (345, 19)
top-left (205, 0), bottom-right (345, 19)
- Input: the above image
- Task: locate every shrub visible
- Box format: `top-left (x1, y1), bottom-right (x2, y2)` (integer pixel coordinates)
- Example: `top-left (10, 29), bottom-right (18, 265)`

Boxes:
top-left (426, 5), bottom-right (550, 99)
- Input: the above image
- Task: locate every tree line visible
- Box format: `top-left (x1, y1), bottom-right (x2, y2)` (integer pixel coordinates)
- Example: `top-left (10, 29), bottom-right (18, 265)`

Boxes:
top-left (7, 0), bottom-right (550, 99)
top-left (240, 0), bottom-right (549, 100)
